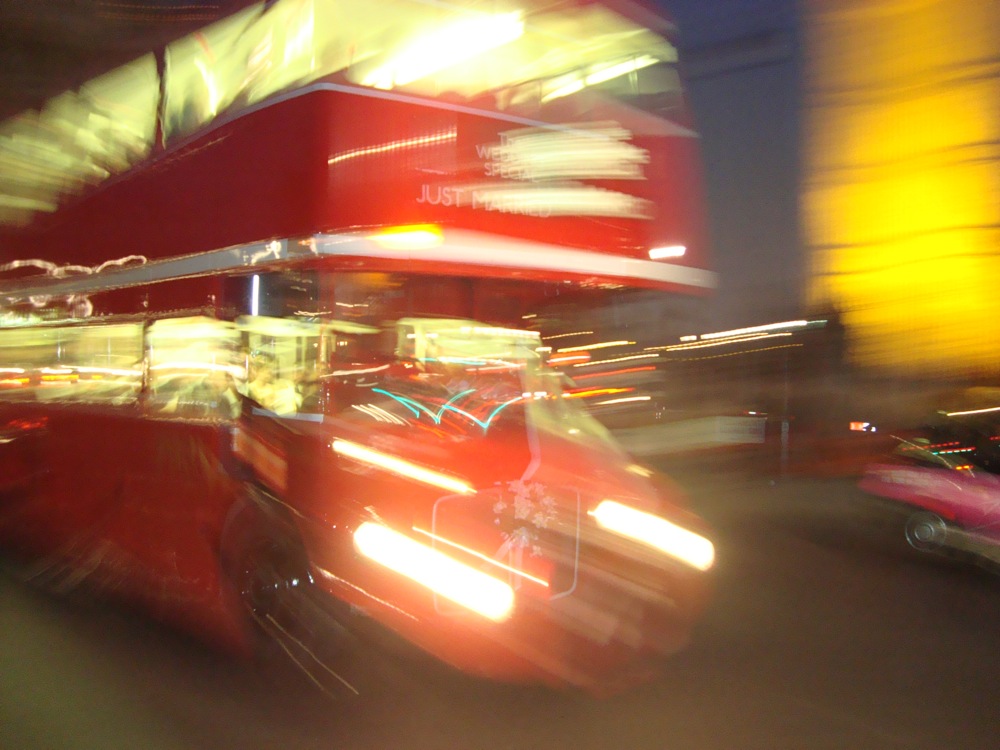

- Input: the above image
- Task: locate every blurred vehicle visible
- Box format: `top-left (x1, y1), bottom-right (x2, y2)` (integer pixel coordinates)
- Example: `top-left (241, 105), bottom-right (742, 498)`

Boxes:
top-left (859, 409), bottom-right (1000, 568)
top-left (0, 0), bottom-right (716, 694)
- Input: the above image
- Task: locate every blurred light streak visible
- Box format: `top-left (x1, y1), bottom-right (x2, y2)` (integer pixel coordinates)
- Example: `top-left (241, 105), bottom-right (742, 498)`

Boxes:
top-left (329, 129), bottom-right (457, 165)
top-left (570, 366), bottom-right (657, 381)
top-left (571, 353), bottom-right (659, 368)
top-left (149, 361), bottom-right (242, 375)
top-left (332, 439), bottom-right (475, 496)
top-left (646, 332), bottom-right (790, 352)
top-left (351, 403), bottom-right (407, 425)
top-left (545, 331), bottom-right (594, 340)
top-left (697, 320), bottom-right (808, 340)
top-left (312, 565), bottom-right (418, 621)
top-left (354, 522), bottom-right (514, 621)
top-left (557, 340), bottom-right (634, 353)
top-left (945, 406), bottom-right (1000, 417)
top-left (362, 11), bottom-right (524, 89)
top-left (542, 55), bottom-right (659, 103)
top-left (547, 353), bottom-right (589, 366)
top-left (590, 500), bottom-right (714, 571)
top-left (563, 387), bottom-right (632, 399)
top-left (594, 395), bottom-right (650, 406)
top-left (412, 527), bottom-right (549, 588)
top-left (372, 387), bottom-right (523, 431)
top-left (329, 364), bottom-right (390, 377)
top-left (483, 125), bottom-right (650, 181)
top-left (674, 343), bottom-right (803, 363)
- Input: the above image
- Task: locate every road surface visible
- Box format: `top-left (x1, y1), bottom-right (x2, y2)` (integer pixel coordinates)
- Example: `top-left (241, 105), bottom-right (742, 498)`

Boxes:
top-left (2, 459), bottom-right (998, 749)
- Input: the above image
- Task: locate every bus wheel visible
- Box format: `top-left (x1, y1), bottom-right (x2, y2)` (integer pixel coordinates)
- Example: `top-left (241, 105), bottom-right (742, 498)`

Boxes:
top-left (236, 539), bottom-right (292, 620)
top-left (221, 490), bottom-right (311, 628)
top-left (904, 511), bottom-right (948, 552)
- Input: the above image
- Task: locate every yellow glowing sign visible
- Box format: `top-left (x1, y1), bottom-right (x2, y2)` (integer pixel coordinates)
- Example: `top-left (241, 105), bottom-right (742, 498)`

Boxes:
top-left (803, 0), bottom-right (1000, 375)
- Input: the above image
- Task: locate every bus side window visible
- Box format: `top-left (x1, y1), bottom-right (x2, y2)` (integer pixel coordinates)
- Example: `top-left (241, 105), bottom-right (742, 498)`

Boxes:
top-left (146, 317), bottom-right (242, 419)
top-left (0, 323), bottom-right (143, 406)
top-left (0, 326), bottom-right (44, 401)
top-left (247, 354), bottom-right (301, 414)
top-left (67, 324), bottom-right (144, 405)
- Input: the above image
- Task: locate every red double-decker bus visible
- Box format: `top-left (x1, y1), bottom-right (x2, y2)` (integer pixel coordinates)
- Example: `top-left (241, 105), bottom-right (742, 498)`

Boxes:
top-left (0, 0), bottom-right (715, 693)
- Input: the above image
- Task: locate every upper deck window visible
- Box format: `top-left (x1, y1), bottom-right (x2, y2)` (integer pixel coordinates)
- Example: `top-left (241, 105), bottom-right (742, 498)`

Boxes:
top-left (0, 54), bottom-right (158, 226)
top-left (1, 1), bottom-right (685, 225)
top-left (163, 0), bottom-right (683, 143)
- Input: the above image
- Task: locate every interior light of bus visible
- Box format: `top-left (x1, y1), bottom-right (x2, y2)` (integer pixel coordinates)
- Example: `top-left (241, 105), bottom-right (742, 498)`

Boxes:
top-left (590, 500), bottom-right (715, 572)
top-left (361, 11), bottom-right (523, 90)
top-left (332, 439), bottom-right (475, 496)
top-left (354, 522), bottom-right (514, 622)
top-left (542, 77), bottom-right (585, 103)
top-left (72, 366), bottom-right (141, 377)
top-left (458, 325), bottom-right (539, 340)
top-left (369, 225), bottom-right (443, 250)
top-left (649, 245), bottom-right (686, 260)
top-left (194, 58), bottom-right (220, 117)
top-left (586, 55), bottom-right (660, 87)
top-left (149, 362), bottom-right (243, 376)
top-left (542, 55), bottom-right (660, 103)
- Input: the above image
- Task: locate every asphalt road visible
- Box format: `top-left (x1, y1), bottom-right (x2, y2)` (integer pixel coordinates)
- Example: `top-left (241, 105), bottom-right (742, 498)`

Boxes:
top-left (2, 460), bottom-right (998, 750)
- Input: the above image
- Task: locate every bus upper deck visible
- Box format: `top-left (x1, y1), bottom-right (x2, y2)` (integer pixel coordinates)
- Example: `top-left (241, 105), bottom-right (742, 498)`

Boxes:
top-left (0, 0), bottom-right (712, 301)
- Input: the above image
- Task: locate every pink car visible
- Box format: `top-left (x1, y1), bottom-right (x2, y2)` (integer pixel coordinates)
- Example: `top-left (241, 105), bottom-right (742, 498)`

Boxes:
top-left (859, 414), bottom-right (1000, 568)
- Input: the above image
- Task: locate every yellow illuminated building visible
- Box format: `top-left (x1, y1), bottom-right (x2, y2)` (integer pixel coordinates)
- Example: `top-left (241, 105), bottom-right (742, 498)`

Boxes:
top-left (803, 0), bottom-right (1000, 376)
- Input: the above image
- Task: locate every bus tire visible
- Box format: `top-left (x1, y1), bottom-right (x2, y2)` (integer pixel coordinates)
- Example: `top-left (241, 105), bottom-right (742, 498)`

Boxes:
top-left (220, 485), bottom-right (312, 629)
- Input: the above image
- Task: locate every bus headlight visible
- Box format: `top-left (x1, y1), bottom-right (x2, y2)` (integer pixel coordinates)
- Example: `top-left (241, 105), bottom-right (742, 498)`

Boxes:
top-left (590, 500), bottom-right (715, 572)
top-left (354, 522), bottom-right (515, 621)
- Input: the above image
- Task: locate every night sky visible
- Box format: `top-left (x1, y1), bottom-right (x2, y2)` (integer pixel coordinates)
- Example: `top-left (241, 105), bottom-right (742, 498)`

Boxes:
top-left (661, 0), bottom-right (804, 330)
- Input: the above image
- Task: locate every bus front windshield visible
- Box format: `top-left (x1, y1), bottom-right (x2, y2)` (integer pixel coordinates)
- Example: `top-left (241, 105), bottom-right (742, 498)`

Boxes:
top-left (237, 271), bottom-right (619, 452)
